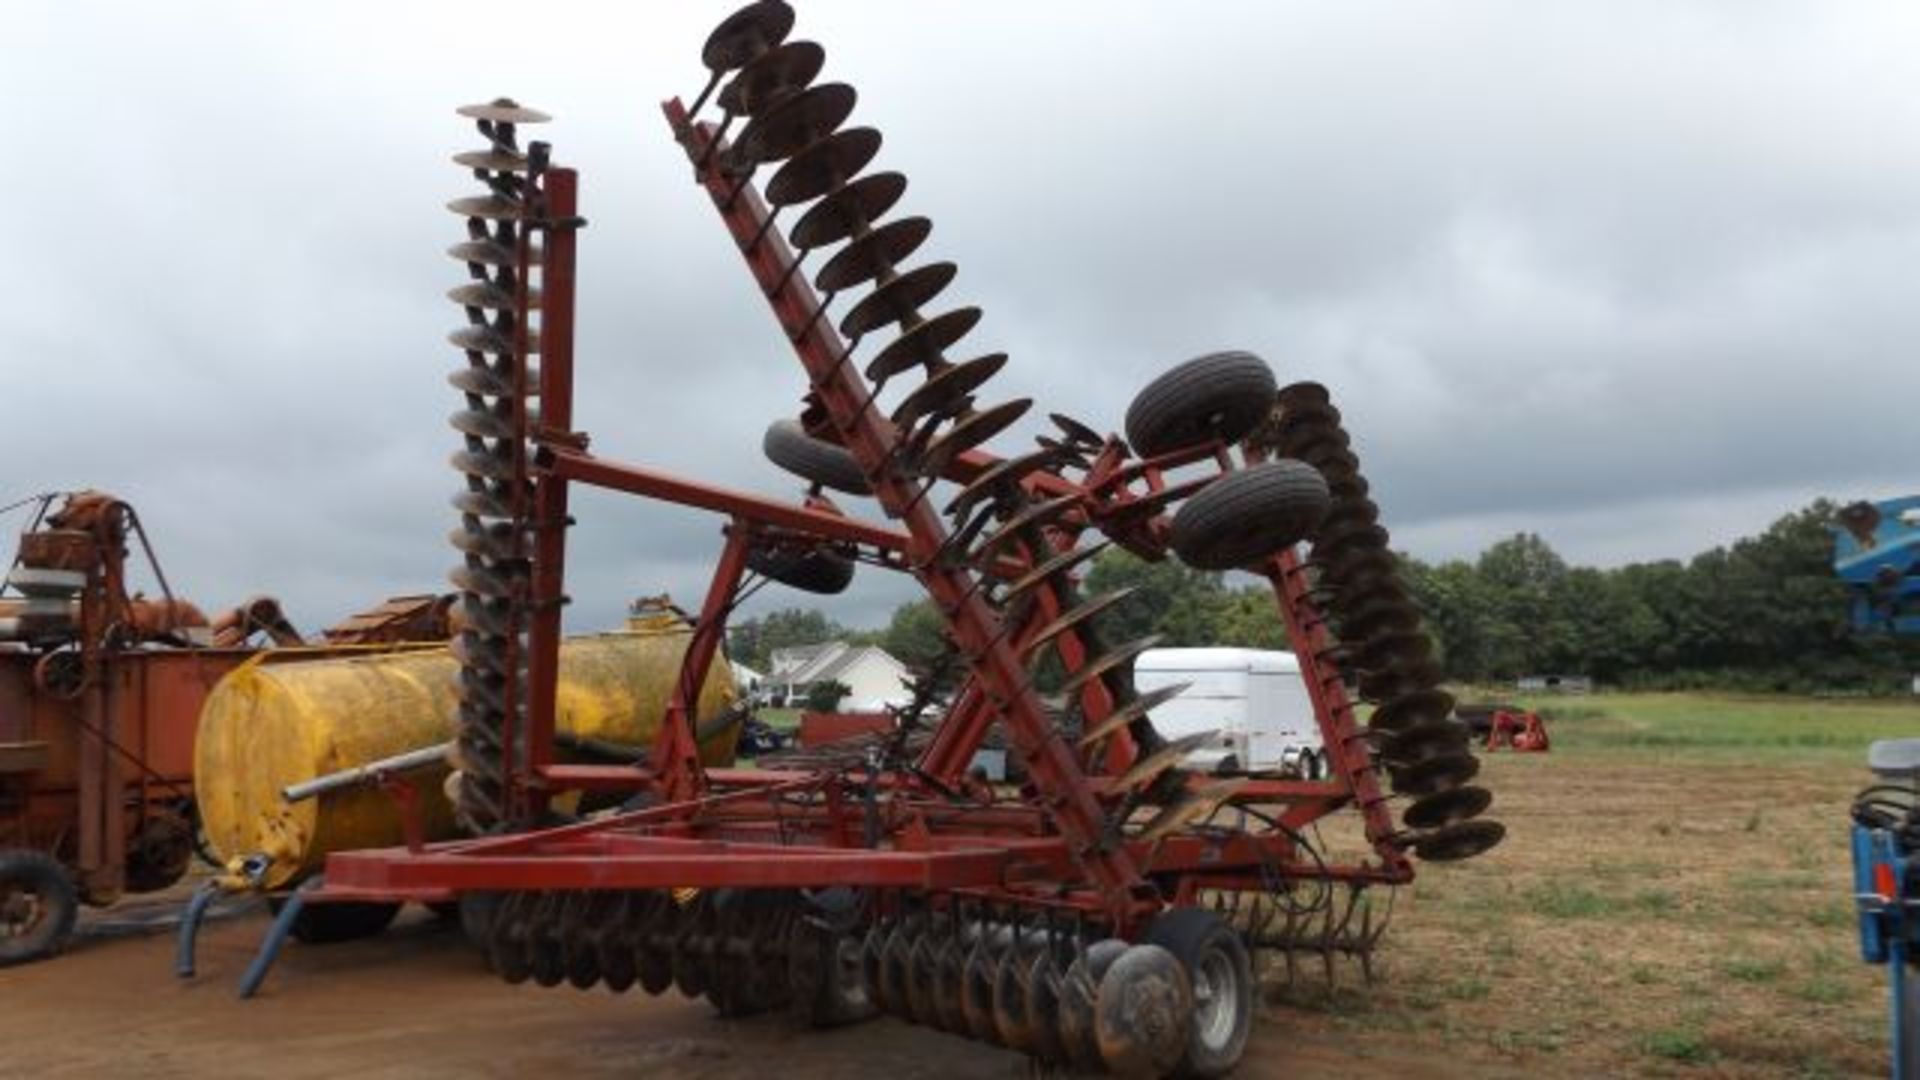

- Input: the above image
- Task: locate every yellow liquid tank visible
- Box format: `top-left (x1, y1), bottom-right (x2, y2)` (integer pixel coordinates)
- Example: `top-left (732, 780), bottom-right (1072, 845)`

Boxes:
top-left (195, 621), bottom-right (738, 889)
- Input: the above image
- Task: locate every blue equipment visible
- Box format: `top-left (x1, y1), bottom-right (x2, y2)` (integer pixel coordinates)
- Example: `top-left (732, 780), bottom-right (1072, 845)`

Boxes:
top-left (1853, 741), bottom-right (1920, 1079)
top-left (1833, 497), bottom-right (1920, 635)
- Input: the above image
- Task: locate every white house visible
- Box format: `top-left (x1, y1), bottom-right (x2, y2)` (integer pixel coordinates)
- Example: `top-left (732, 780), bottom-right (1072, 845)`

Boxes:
top-left (767, 642), bottom-right (911, 711)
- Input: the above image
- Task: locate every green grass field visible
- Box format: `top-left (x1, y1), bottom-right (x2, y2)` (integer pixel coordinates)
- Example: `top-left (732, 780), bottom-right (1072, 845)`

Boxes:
top-left (1272, 689), bottom-right (1918, 1077)
top-left (1506, 691), bottom-right (1919, 760)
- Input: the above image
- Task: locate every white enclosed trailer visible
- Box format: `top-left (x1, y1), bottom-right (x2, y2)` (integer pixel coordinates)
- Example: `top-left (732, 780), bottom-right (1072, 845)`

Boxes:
top-left (1133, 647), bottom-right (1328, 779)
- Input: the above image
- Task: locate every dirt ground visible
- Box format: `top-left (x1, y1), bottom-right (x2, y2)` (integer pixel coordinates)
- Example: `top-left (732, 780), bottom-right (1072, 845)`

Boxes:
top-left (0, 699), bottom-right (1894, 1078)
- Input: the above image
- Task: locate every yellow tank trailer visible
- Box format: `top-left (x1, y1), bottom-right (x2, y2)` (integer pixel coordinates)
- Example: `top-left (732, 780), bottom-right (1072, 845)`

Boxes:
top-left (195, 621), bottom-right (739, 890)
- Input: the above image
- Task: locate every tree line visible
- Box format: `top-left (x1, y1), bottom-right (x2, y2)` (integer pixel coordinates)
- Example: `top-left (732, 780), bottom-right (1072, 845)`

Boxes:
top-left (725, 499), bottom-right (1920, 693)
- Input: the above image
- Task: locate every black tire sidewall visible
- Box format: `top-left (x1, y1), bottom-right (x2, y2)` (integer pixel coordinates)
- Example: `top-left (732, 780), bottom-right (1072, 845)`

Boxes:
top-left (0, 850), bottom-right (79, 966)
top-left (1144, 909), bottom-right (1254, 1079)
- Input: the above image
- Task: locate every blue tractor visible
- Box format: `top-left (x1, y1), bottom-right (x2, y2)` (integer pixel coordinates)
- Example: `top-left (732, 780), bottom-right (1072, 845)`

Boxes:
top-left (1838, 497), bottom-right (1920, 1077)
top-left (1835, 497), bottom-right (1920, 635)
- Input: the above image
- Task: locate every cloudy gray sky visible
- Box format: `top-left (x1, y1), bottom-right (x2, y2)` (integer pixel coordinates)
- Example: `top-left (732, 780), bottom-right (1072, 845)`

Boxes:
top-left (3, 2), bottom-right (1915, 633)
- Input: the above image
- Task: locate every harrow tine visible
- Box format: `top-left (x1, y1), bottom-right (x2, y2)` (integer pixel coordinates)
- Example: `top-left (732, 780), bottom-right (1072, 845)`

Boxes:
top-left (1111, 730), bottom-right (1214, 793)
top-left (1054, 632), bottom-right (1160, 699)
top-left (1078, 682), bottom-right (1188, 748)
top-left (1000, 540), bottom-right (1110, 602)
top-left (969, 493), bottom-right (1081, 565)
top-left (1019, 586), bottom-right (1136, 660)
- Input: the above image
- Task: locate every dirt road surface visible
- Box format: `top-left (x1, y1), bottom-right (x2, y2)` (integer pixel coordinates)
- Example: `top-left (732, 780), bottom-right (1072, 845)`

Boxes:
top-left (0, 899), bottom-right (1490, 1080)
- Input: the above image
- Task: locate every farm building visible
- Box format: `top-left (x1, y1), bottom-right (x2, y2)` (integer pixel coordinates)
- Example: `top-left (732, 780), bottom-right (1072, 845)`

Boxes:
top-left (767, 641), bottom-right (911, 711)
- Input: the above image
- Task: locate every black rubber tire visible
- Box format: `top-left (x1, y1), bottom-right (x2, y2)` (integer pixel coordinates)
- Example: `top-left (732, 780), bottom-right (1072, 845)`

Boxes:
top-left (1171, 460), bottom-right (1331, 570)
top-left (1143, 908), bottom-right (1253, 1079)
top-left (747, 546), bottom-right (856, 595)
top-left (0, 850), bottom-right (78, 967)
top-left (271, 898), bottom-right (403, 944)
top-left (1125, 351), bottom-right (1278, 458)
top-left (763, 419), bottom-right (871, 495)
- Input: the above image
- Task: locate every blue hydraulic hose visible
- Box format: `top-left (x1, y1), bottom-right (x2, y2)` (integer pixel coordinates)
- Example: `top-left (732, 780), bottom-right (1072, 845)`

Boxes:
top-left (237, 877), bottom-right (321, 1000)
top-left (174, 880), bottom-right (221, 979)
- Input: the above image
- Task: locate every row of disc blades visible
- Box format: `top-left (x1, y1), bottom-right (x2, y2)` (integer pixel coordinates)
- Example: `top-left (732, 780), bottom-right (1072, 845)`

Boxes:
top-left (443, 98), bottom-right (551, 834)
top-left (1265, 384), bottom-right (1504, 863)
top-left (686, 1), bottom-right (1211, 836)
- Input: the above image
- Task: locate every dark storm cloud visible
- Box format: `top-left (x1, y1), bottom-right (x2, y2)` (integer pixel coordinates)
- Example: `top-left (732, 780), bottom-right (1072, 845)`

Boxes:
top-left (3, 2), bottom-right (1915, 633)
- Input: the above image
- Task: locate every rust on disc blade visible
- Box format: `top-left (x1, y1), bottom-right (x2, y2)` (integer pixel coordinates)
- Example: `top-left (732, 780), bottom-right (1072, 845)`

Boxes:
top-left (448, 282), bottom-right (540, 311)
top-left (839, 261), bottom-right (957, 339)
top-left (447, 194), bottom-right (525, 221)
top-left (1020, 586), bottom-right (1137, 660)
top-left (944, 444), bottom-right (1065, 518)
top-left (1276, 380), bottom-right (1332, 411)
top-left (451, 488), bottom-right (514, 520)
top-left (790, 172), bottom-right (907, 249)
top-left (1080, 682), bottom-right (1189, 748)
top-left (1056, 633), bottom-right (1163, 698)
top-left (1358, 658), bottom-right (1446, 702)
top-left (1404, 785), bottom-right (1493, 831)
top-left (1312, 520), bottom-right (1390, 560)
top-left (1002, 541), bottom-right (1113, 601)
top-left (1282, 428), bottom-right (1354, 463)
top-left (448, 324), bottom-right (540, 356)
top-left (1389, 751), bottom-right (1480, 797)
top-left (453, 148), bottom-right (530, 172)
top-left (1411, 818), bottom-right (1505, 862)
top-left (1278, 399), bottom-right (1342, 429)
top-left (766, 127), bottom-right (882, 206)
top-left (1352, 627), bottom-right (1434, 671)
top-left (446, 239), bottom-right (529, 267)
top-left (1318, 496), bottom-right (1381, 534)
top-left (1376, 717), bottom-right (1470, 766)
top-left (971, 492), bottom-right (1083, 564)
top-left (702, 0), bottom-right (794, 71)
top-left (448, 523), bottom-right (519, 561)
top-left (451, 447), bottom-right (518, 480)
top-left (457, 100), bottom-right (551, 125)
top-left (867, 306), bottom-right (980, 382)
top-left (1369, 687), bottom-right (1457, 732)
top-left (717, 40), bottom-right (824, 115)
top-left (449, 407), bottom-right (516, 440)
top-left (1113, 730), bottom-right (1215, 792)
top-left (919, 397), bottom-right (1032, 475)
top-left (1317, 545), bottom-right (1397, 586)
top-left (815, 216), bottom-right (933, 292)
top-left (893, 353), bottom-right (1008, 426)
top-left (1050, 412), bottom-right (1104, 448)
top-left (731, 82), bottom-right (856, 164)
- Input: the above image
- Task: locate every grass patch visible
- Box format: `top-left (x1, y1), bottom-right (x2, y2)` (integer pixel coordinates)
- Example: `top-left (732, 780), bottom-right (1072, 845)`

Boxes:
top-left (1630, 888), bottom-right (1679, 914)
top-left (1643, 1028), bottom-right (1717, 1065)
top-left (1523, 881), bottom-right (1615, 919)
top-left (1723, 956), bottom-right (1786, 983)
top-left (1794, 977), bottom-right (1851, 1005)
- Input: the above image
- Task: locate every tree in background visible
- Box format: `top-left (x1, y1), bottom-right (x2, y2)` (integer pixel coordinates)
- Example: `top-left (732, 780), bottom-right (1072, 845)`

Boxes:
top-left (803, 679), bottom-right (852, 713)
top-left (727, 607), bottom-right (846, 671)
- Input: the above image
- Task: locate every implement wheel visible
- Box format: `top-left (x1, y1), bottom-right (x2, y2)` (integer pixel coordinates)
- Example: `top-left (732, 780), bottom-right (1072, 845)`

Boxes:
top-left (747, 545), bottom-right (856, 595)
top-left (1144, 909), bottom-right (1253, 1078)
top-left (1171, 460), bottom-right (1331, 570)
top-left (1125, 351), bottom-right (1277, 457)
top-left (0, 850), bottom-right (78, 967)
top-left (764, 419), bottom-right (871, 495)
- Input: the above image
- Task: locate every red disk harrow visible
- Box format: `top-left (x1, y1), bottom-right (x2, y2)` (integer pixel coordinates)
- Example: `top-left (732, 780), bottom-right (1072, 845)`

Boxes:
top-left (320, 3), bottom-right (1503, 1073)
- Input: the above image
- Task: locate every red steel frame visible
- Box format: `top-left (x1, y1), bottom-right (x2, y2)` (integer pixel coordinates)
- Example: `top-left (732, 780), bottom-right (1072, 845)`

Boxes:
top-left (320, 107), bottom-right (1413, 929)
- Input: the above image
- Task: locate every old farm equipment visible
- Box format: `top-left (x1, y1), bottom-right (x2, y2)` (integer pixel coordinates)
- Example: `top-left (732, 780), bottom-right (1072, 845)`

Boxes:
top-left (314, 4), bottom-right (1503, 1073)
top-left (0, 491), bottom-right (275, 964)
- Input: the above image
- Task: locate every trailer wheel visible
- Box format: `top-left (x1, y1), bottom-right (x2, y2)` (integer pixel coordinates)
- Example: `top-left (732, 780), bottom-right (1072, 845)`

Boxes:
top-left (1124, 351), bottom-right (1277, 458)
top-left (268, 898), bottom-right (402, 944)
top-left (1144, 908), bottom-right (1253, 1079)
top-left (747, 545), bottom-right (857, 595)
top-left (0, 850), bottom-right (78, 967)
top-left (764, 419), bottom-right (872, 495)
top-left (1170, 460), bottom-right (1331, 570)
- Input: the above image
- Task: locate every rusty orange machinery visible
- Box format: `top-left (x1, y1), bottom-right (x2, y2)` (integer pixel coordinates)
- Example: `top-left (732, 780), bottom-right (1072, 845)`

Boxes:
top-left (0, 492), bottom-right (511, 966)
